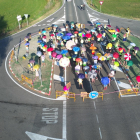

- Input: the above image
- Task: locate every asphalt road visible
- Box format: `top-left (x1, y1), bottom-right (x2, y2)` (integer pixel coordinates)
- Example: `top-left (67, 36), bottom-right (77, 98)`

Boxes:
top-left (1, 0), bottom-right (140, 139)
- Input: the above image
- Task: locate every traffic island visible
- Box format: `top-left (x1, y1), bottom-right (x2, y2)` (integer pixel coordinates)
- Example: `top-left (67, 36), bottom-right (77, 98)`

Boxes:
top-left (8, 33), bottom-right (54, 95)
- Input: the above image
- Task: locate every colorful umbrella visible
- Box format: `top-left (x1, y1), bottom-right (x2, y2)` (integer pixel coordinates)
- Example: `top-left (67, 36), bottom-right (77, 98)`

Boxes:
top-left (70, 21), bottom-right (74, 24)
top-left (62, 35), bottom-right (71, 40)
top-left (29, 60), bottom-right (35, 63)
top-left (56, 54), bottom-right (62, 59)
top-left (90, 46), bottom-right (97, 50)
top-left (112, 34), bottom-right (117, 38)
top-left (124, 53), bottom-right (131, 61)
top-left (33, 64), bottom-right (40, 70)
top-left (55, 50), bottom-right (61, 55)
top-left (108, 29), bottom-right (115, 33)
top-left (25, 42), bottom-right (30, 46)
top-left (136, 76), bottom-right (140, 82)
top-left (88, 70), bottom-right (97, 79)
top-left (85, 33), bottom-right (91, 38)
top-left (101, 77), bottom-right (109, 85)
top-left (82, 58), bottom-right (88, 62)
top-left (96, 53), bottom-right (102, 58)
top-left (99, 56), bottom-right (106, 61)
top-left (52, 51), bottom-right (57, 58)
top-left (113, 52), bottom-right (119, 58)
top-left (91, 29), bottom-right (96, 32)
top-left (106, 43), bottom-right (112, 49)
top-left (50, 34), bottom-right (54, 36)
top-left (44, 45), bottom-right (47, 48)
top-left (66, 40), bottom-right (76, 50)
top-left (133, 47), bottom-right (139, 51)
top-left (42, 30), bottom-right (46, 34)
top-left (59, 57), bottom-right (70, 67)
top-left (43, 35), bottom-right (46, 39)
top-left (66, 33), bottom-right (72, 36)
top-left (74, 31), bottom-right (79, 34)
top-left (97, 34), bottom-right (102, 38)
top-left (130, 43), bottom-right (136, 47)
top-left (127, 60), bottom-right (133, 66)
top-left (75, 65), bottom-right (80, 71)
top-left (81, 47), bottom-right (86, 52)
top-left (92, 65), bottom-right (97, 69)
top-left (37, 40), bottom-right (42, 43)
top-left (118, 47), bottom-right (126, 53)
top-left (36, 51), bottom-right (42, 57)
top-left (47, 48), bottom-right (53, 52)
top-left (92, 55), bottom-right (98, 59)
top-left (78, 73), bottom-right (85, 79)
top-left (107, 25), bottom-right (111, 27)
top-left (54, 25), bottom-right (58, 27)
top-left (114, 61), bottom-right (119, 67)
top-left (73, 47), bottom-right (80, 53)
top-left (61, 50), bottom-right (68, 55)
top-left (57, 33), bottom-right (63, 37)
top-left (76, 58), bottom-right (82, 62)
top-left (63, 86), bottom-right (69, 91)
top-left (116, 28), bottom-right (120, 32)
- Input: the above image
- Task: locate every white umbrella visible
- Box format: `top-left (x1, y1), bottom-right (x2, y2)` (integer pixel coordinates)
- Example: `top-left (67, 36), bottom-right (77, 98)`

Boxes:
top-left (88, 70), bottom-right (97, 79)
top-left (66, 40), bottom-right (76, 50)
top-left (37, 51), bottom-right (42, 57)
top-left (130, 43), bottom-right (136, 47)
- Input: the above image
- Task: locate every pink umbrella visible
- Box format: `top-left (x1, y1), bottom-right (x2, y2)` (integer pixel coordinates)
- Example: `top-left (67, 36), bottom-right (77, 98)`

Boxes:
top-left (43, 36), bottom-right (46, 39)
top-left (66, 40), bottom-right (76, 50)
top-left (56, 54), bottom-right (62, 59)
top-left (59, 57), bottom-right (70, 67)
top-left (50, 34), bottom-right (54, 36)
top-left (63, 86), bottom-right (70, 91)
top-left (85, 33), bottom-right (91, 38)
top-left (52, 52), bottom-right (57, 58)
top-left (44, 45), bottom-right (47, 48)
top-left (124, 53), bottom-right (131, 61)
top-left (97, 34), bottom-right (102, 38)
top-left (107, 25), bottom-right (111, 27)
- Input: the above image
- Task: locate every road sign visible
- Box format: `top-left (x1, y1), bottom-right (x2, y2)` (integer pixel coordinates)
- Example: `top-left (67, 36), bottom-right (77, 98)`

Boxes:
top-left (99, 1), bottom-right (104, 5)
top-left (17, 15), bottom-right (22, 21)
top-left (24, 14), bottom-right (28, 19)
top-left (89, 91), bottom-right (98, 99)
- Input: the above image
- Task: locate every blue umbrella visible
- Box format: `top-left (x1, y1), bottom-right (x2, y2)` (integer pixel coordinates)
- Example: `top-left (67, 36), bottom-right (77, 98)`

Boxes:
top-left (40, 42), bottom-right (45, 47)
top-left (73, 47), bottom-right (80, 52)
top-left (54, 25), bottom-right (58, 27)
top-left (55, 50), bottom-right (61, 55)
top-left (57, 33), bottom-right (63, 37)
top-left (78, 73), bottom-right (85, 79)
top-left (82, 58), bottom-right (88, 62)
top-left (92, 65), bottom-right (97, 69)
top-left (101, 77), bottom-right (109, 85)
top-left (66, 33), bottom-right (72, 36)
top-left (62, 36), bottom-right (71, 40)
top-left (72, 54), bottom-right (77, 58)
top-left (42, 30), bottom-right (46, 34)
top-left (37, 40), bottom-right (42, 43)
top-left (61, 50), bottom-right (68, 55)
top-left (91, 29), bottom-right (95, 32)
top-left (25, 42), bottom-right (30, 46)
top-left (83, 66), bottom-right (89, 70)
top-left (101, 31), bottom-right (105, 34)
top-left (96, 22), bottom-right (101, 25)
top-left (92, 55), bottom-right (98, 59)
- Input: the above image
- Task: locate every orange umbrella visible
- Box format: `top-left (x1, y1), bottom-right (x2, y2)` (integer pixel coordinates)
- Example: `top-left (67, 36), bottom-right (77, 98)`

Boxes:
top-left (90, 46), bottom-right (97, 50)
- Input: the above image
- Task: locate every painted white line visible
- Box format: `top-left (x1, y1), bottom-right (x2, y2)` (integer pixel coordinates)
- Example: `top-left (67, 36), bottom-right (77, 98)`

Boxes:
top-left (42, 24), bottom-right (46, 25)
top-left (56, 95), bottom-right (66, 100)
top-left (99, 127), bottom-right (102, 139)
top-left (25, 131), bottom-right (63, 140)
top-left (96, 114), bottom-right (99, 123)
top-left (1, 0), bottom-right (65, 39)
top-left (110, 65), bottom-right (123, 72)
top-left (53, 74), bottom-right (64, 82)
top-left (92, 12), bottom-right (99, 15)
top-left (38, 25), bottom-right (41, 26)
top-left (117, 81), bottom-right (131, 89)
top-left (94, 101), bottom-right (96, 110)
top-left (136, 132), bottom-right (140, 140)
top-left (63, 101), bottom-right (67, 139)
top-left (46, 18), bottom-right (54, 22)
top-left (73, 0), bottom-right (78, 22)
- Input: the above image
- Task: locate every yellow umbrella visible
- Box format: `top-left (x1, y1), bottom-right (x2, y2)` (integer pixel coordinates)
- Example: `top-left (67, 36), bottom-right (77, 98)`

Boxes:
top-left (33, 64), bottom-right (40, 70)
top-left (90, 46), bottom-right (97, 50)
top-left (99, 56), bottom-right (106, 61)
top-left (106, 43), bottom-right (112, 49)
top-left (96, 53), bottom-right (102, 58)
top-left (108, 29), bottom-right (115, 33)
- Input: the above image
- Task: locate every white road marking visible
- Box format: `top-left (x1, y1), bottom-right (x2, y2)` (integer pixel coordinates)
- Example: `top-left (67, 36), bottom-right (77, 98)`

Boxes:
top-left (56, 95), bottom-right (66, 100)
top-left (53, 74), bottom-right (64, 82)
top-left (32, 25), bottom-right (37, 27)
top-left (96, 114), bottom-right (99, 123)
top-left (117, 81), bottom-right (131, 89)
top-left (99, 127), bottom-right (102, 139)
top-left (46, 18), bottom-right (54, 22)
top-left (63, 101), bottom-right (67, 139)
top-left (73, 0), bottom-right (79, 22)
top-left (38, 25), bottom-right (41, 26)
top-left (42, 24), bottom-right (46, 25)
top-left (110, 65), bottom-right (123, 72)
top-left (136, 132), bottom-right (140, 140)
top-left (25, 131), bottom-right (63, 140)
top-left (52, 15), bottom-right (65, 24)
top-left (94, 101), bottom-right (96, 109)
top-left (92, 12), bottom-right (99, 15)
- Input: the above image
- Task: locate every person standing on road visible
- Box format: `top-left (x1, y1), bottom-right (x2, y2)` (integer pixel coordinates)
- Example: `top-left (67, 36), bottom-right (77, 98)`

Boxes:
top-left (80, 4), bottom-right (83, 10)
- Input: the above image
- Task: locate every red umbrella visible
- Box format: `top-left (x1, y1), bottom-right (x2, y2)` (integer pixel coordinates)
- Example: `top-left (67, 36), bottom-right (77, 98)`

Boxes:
top-left (97, 34), bottom-right (102, 38)
top-left (85, 33), bottom-right (91, 38)
top-left (44, 45), bottom-right (47, 48)
top-left (47, 47), bottom-right (53, 52)
top-left (74, 31), bottom-right (79, 34)
top-left (136, 76), bottom-right (140, 82)
top-left (124, 53), bottom-right (131, 61)
top-left (76, 58), bottom-right (82, 62)
top-left (43, 36), bottom-right (46, 39)
top-left (116, 28), bottom-right (120, 32)
top-left (113, 52), bottom-right (119, 58)
top-left (107, 25), bottom-right (111, 27)
top-left (118, 47), bottom-right (126, 53)
top-left (50, 34), bottom-right (54, 36)
top-left (52, 51), bottom-right (57, 58)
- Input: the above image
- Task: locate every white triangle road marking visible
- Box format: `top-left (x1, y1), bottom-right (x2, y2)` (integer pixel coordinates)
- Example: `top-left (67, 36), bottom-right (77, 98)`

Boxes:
top-left (117, 81), bottom-right (131, 89)
top-left (110, 65), bottom-right (123, 72)
top-left (56, 95), bottom-right (66, 100)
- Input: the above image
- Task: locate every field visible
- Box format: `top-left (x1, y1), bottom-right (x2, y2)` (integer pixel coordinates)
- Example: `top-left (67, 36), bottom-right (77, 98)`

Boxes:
top-left (0, 0), bottom-right (62, 36)
top-left (87, 0), bottom-right (140, 20)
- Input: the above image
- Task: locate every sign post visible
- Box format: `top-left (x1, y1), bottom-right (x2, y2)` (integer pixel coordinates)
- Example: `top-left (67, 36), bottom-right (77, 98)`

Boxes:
top-left (24, 14), bottom-right (28, 26)
top-left (17, 15), bottom-right (22, 30)
top-left (99, 1), bottom-right (104, 12)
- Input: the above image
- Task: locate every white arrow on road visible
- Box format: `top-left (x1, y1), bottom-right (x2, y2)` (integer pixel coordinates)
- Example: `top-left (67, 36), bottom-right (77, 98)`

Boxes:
top-left (25, 131), bottom-right (64, 140)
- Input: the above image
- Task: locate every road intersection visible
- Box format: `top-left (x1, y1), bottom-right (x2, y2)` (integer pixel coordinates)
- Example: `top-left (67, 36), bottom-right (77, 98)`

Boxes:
top-left (1, 0), bottom-right (140, 140)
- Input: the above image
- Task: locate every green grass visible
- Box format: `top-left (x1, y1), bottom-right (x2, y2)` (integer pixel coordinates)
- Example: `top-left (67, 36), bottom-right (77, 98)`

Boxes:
top-left (0, 0), bottom-right (61, 35)
top-left (88, 0), bottom-right (140, 20)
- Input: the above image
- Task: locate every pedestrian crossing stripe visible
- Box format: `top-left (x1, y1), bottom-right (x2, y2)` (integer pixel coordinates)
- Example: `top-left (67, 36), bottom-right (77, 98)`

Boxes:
top-left (53, 74), bottom-right (64, 82)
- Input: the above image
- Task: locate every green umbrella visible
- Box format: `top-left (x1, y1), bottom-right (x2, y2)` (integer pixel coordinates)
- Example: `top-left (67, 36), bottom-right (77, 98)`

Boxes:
top-left (71, 21), bottom-right (74, 24)
top-left (78, 33), bottom-right (82, 37)
top-left (114, 61), bottom-right (119, 67)
top-left (112, 34), bottom-right (117, 38)
top-left (127, 60), bottom-right (133, 66)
